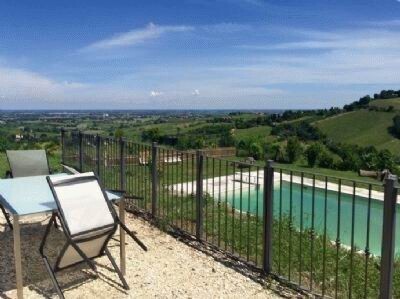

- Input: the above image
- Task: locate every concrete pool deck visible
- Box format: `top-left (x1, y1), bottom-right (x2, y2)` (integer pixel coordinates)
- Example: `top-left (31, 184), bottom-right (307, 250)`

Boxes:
top-left (169, 171), bottom-right (399, 202)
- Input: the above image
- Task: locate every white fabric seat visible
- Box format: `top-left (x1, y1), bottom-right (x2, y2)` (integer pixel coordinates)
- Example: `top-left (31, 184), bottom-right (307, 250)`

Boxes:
top-left (50, 172), bottom-right (115, 236)
top-left (1, 150), bottom-right (52, 231)
top-left (39, 172), bottom-right (147, 298)
top-left (6, 150), bottom-right (50, 177)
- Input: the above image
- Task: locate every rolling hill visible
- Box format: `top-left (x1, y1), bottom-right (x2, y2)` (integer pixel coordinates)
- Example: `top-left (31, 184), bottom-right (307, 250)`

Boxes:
top-left (234, 125), bottom-right (276, 143)
top-left (314, 108), bottom-right (400, 154)
top-left (368, 97), bottom-right (400, 111)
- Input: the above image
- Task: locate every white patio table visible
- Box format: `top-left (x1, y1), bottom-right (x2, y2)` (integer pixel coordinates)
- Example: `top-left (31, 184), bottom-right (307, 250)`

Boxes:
top-left (0, 173), bottom-right (126, 299)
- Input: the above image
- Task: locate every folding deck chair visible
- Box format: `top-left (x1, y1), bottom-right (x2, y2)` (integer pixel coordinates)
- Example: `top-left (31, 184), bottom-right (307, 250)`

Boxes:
top-left (1, 150), bottom-right (51, 230)
top-left (6, 149), bottom-right (51, 178)
top-left (39, 172), bottom-right (147, 298)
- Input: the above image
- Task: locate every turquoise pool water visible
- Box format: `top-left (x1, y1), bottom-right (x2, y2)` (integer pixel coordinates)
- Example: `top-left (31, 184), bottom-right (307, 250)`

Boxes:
top-left (225, 181), bottom-right (400, 256)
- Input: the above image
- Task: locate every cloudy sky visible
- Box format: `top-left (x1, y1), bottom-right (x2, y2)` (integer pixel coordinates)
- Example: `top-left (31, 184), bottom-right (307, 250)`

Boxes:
top-left (0, 0), bottom-right (399, 109)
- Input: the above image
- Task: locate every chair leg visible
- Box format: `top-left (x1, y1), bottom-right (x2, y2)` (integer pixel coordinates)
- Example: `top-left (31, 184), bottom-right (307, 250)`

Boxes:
top-left (104, 248), bottom-right (129, 290)
top-left (0, 204), bottom-right (13, 230)
top-left (118, 220), bottom-right (147, 251)
top-left (42, 256), bottom-right (65, 299)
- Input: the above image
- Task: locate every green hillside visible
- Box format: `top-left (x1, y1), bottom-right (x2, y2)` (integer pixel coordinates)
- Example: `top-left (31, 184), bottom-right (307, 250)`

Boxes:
top-left (314, 110), bottom-right (400, 154)
top-left (369, 97), bottom-right (400, 110)
top-left (234, 125), bottom-right (276, 142)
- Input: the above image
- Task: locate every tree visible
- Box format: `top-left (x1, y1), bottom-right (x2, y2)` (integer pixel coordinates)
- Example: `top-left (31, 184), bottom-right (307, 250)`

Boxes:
top-left (286, 137), bottom-right (302, 163)
top-left (219, 130), bottom-right (235, 147)
top-left (305, 142), bottom-right (322, 167)
top-left (339, 146), bottom-right (361, 171)
top-left (377, 149), bottom-right (395, 171)
top-left (360, 146), bottom-right (379, 170)
top-left (0, 135), bottom-right (10, 152)
top-left (141, 128), bottom-right (161, 142)
top-left (114, 128), bottom-right (124, 138)
top-left (318, 149), bottom-right (336, 169)
top-left (249, 142), bottom-right (263, 160)
top-left (393, 115), bottom-right (400, 137)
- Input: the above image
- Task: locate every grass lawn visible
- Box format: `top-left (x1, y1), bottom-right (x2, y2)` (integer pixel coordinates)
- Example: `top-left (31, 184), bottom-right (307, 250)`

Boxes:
top-left (0, 152), bottom-right (8, 178)
top-left (274, 162), bottom-right (380, 184)
top-left (234, 125), bottom-right (276, 143)
top-left (314, 109), bottom-right (400, 154)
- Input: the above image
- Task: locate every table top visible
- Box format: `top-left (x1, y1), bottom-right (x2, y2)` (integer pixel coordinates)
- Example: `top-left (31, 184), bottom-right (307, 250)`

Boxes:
top-left (0, 173), bottom-right (121, 216)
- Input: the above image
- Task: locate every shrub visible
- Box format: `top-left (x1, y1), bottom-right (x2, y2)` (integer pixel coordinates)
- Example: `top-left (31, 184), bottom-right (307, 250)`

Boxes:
top-left (249, 142), bottom-right (263, 160)
top-left (318, 149), bottom-right (336, 169)
top-left (305, 142), bottom-right (323, 167)
top-left (393, 115), bottom-right (400, 137)
top-left (286, 137), bottom-right (302, 163)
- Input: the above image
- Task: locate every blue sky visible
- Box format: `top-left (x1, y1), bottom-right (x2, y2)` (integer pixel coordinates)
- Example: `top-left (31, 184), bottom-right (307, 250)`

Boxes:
top-left (0, 0), bottom-right (399, 109)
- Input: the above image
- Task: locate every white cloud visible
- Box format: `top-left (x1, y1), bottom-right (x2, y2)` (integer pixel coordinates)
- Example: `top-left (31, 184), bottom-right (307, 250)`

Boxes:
top-left (83, 23), bottom-right (193, 51)
top-left (3, 22), bottom-right (400, 109)
top-left (0, 66), bottom-right (86, 101)
top-left (201, 23), bottom-right (251, 33)
top-left (233, 26), bottom-right (400, 85)
top-left (243, 29), bottom-right (400, 51)
top-left (0, 65), bottom-right (154, 108)
top-left (150, 90), bottom-right (163, 97)
top-left (367, 19), bottom-right (400, 27)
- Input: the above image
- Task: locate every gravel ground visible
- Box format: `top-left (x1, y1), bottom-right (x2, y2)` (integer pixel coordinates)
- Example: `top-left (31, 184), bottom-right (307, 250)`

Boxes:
top-left (0, 213), bottom-right (281, 298)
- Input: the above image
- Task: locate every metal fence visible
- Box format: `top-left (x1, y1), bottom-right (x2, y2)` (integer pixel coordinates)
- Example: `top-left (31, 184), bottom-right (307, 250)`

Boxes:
top-left (61, 129), bottom-right (399, 298)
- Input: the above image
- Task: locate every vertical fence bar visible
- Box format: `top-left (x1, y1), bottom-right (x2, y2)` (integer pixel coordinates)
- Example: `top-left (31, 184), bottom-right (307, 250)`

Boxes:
top-left (60, 128), bottom-right (65, 164)
top-left (380, 175), bottom-right (398, 299)
top-left (119, 137), bottom-right (126, 192)
top-left (96, 134), bottom-right (101, 176)
top-left (263, 160), bottom-right (274, 273)
top-left (195, 150), bottom-right (204, 240)
top-left (78, 131), bottom-right (83, 172)
top-left (151, 142), bottom-right (158, 217)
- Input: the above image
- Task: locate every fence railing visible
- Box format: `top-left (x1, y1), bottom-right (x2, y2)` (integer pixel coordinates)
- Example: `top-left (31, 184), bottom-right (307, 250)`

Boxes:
top-left (61, 129), bottom-right (399, 298)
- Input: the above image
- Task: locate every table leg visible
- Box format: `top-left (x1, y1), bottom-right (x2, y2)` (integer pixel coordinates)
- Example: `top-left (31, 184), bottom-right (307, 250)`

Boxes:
top-left (119, 199), bottom-right (126, 275)
top-left (13, 215), bottom-right (23, 299)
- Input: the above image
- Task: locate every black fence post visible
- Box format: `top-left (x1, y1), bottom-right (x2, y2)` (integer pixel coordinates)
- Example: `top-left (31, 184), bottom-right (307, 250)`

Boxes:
top-left (263, 159), bottom-right (274, 274)
top-left (95, 134), bottom-right (101, 176)
top-left (151, 142), bottom-right (158, 217)
top-left (195, 150), bottom-right (204, 240)
top-left (119, 137), bottom-right (126, 192)
top-left (60, 128), bottom-right (65, 165)
top-left (380, 174), bottom-right (398, 299)
top-left (78, 131), bottom-right (83, 172)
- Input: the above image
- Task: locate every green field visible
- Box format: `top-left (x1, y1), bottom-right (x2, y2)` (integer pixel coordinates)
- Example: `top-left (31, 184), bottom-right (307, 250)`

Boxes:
top-left (314, 110), bottom-right (400, 154)
top-left (234, 125), bottom-right (276, 142)
top-left (0, 152), bottom-right (8, 178)
top-left (369, 97), bottom-right (400, 111)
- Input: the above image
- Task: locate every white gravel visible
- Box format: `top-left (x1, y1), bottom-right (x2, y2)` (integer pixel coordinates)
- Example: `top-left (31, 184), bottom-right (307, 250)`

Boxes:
top-left (0, 213), bottom-right (280, 298)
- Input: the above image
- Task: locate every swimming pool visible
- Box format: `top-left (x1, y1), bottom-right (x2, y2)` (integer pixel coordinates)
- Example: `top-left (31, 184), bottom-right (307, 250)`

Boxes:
top-left (225, 181), bottom-right (399, 256)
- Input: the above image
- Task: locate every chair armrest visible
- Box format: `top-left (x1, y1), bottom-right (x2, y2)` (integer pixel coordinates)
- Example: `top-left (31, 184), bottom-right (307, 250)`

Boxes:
top-left (107, 189), bottom-right (126, 198)
top-left (61, 164), bottom-right (80, 174)
top-left (107, 189), bottom-right (125, 194)
top-left (107, 190), bottom-right (144, 200)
